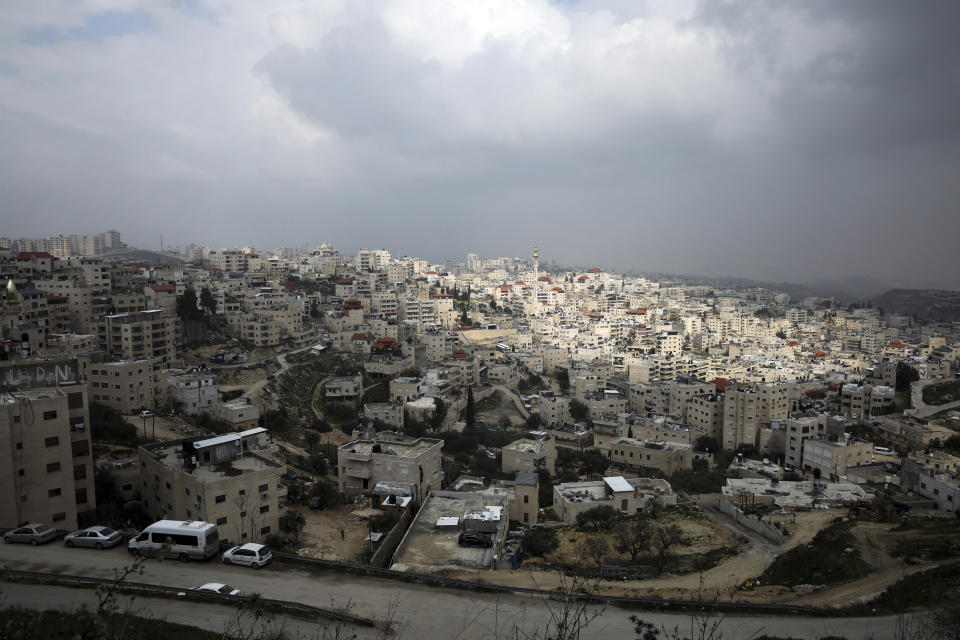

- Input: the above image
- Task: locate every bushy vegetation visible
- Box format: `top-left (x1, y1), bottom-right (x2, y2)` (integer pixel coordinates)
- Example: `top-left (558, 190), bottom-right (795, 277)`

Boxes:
top-left (522, 526), bottom-right (559, 557)
top-left (760, 521), bottom-right (870, 587)
top-left (90, 402), bottom-right (139, 445)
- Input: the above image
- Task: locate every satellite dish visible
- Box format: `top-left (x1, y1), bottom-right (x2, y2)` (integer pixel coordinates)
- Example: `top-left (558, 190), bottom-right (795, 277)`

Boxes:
top-left (762, 458), bottom-right (770, 465)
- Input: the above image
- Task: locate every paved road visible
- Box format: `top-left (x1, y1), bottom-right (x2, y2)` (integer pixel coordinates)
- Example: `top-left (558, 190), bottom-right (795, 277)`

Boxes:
top-left (0, 543), bottom-right (909, 639)
top-left (907, 378), bottom-right (960, 418)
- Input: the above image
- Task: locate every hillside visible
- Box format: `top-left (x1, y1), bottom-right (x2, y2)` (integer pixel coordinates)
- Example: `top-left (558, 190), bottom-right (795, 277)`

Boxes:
top-left (871, 288), bottom-right (960, 321)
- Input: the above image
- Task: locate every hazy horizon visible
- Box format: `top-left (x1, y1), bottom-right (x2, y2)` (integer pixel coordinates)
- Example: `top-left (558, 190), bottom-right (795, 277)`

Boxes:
top-left (3, 1), bottom-right (958, 289)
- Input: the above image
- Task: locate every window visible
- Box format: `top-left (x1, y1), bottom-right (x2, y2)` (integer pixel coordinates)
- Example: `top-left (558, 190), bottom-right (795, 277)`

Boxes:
top-left (47, 462), bottom-right (61, 473)
top-left (258, 484), bottom-right (268, 493)
top-left (216, 517), bottom-right (227, 525)
top-left (74, 464), bottom-right (86, 480)
top-left (260, 526), bottom-right (271, 535)
top-left (15, 442), bottom-right (22, 450)
top-left (185, 488), bottom-right (190, 496)
top-left (43, 410), bottom-right (58, 420)
top-left (20, 495), bottom-right (27, 503)
top-left (523, 495), bottom-right (529, 504)
top-left (165, 482), bottom-right (171, 490)
top-left (239, 489), bottom-right (246, 496)
top-left (240, 511), bottom-right (247, 518)
top-left (75, 488), bottom-right (87, 504)
top-left (52, 512), bottom-right (66, 522)
top-left (523, 512), bottom-right (529, 523)
top-left (48, 488), bottom-right (62, 497)
top-left (121, 483), bottom-right (133, 492)
top-left (45, 436), bottom-right (60, 447)
top-left (259, 505), bottom-right (269, 513)
top-left (67, 392), bottom-right (84, 409)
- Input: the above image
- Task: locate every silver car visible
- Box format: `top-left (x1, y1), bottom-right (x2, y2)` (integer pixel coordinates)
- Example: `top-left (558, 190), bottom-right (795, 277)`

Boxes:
top-left (64, 526), bottom-right (123, 549)
top-left (4, 523), bottom-right (58, 545)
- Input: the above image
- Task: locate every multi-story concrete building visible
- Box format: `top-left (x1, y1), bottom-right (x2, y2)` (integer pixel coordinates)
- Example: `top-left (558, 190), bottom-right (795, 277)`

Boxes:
top-left (552, 476), bottom-right (676, 522)
top-left (607, 437), bottom-right (692, 474)
top-left (688, 393), bottom-right (725, 441)
top-left (0, 382), bottom-right (95, 530)
top-left (137, 428), bottom-right (286, 544)
top-left (87, 359), bottom-right (162, 414)
top-left (168, 371), bottom-right (218, 415)
top-left (900, 459), bottom-right (958, 513)
top-left (840, 383), bottom-right (895, 418)
top-left (801, 436), bottom-right (874, 479)
top-left (501, 432), bottom-right (557, 474)
top-left (103, 310), bottom-right (178, 364)
top-left (538, 391), bottom-right (571, 427)
top-left (667, 379), bottom-right (715, 422)
top-left (785, 416), bottom-right (827, 469)
top-left (338, 431), bottom-right (443, 498)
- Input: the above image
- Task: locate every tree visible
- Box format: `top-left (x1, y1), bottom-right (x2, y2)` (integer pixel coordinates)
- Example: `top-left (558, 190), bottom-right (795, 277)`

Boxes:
top-left (652, 524), bottom-right (683, 572)
top-left (176, 286), bottom-right (202, 321)
top-left (280, 510), bottom-right (306, 543)
top-left (695, 436), bottom-right (720, 453)
top-left (581, 535), bottom-right (609, 570)
top-left (570, 399), bottom-right (589, 421)
top-left (895, 361), bottom-right (920, 392)
top-left (522, 526), bottom-right (559, 557)
top-left (465, 387), bottom-right (476, 430)
top-left (199, 286), bottom-right (217, 315)
top-left (775, 330), bottom-right (787, 339)
top-left (556, 369), bottom-right (570, 392)
top-left (460, 308), bottom-right (471, 327)
top-left (430, 397), bottom-right (447, 431)
top-left (576, 505), bottom-right (619, 530)
top-left (614, 517), bottom-right (652, 562)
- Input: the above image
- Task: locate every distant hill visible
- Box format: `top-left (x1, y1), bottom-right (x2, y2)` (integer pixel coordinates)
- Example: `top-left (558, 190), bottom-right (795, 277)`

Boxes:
top-left (871, 289), bottom-right (960, 321)
top-left (100, 247), bottom-right (185, 267)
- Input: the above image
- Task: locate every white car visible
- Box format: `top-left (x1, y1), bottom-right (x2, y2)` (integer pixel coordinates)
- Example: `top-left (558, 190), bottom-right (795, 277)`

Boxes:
top-left (194, 583), bottom-right (242, 596)
top-left (222, 543), bottom-right (272, 569)
top-left (139, 410), bottom-right (153, 418)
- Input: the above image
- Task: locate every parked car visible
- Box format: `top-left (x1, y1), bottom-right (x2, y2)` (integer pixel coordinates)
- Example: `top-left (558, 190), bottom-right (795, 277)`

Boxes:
top-left (307, 497), bottom-right (324, 510)
top-left (458, 532), bottom-right (493, 548)
top-left (64, 526), bottom-right (123, 549)
top-left (139, 410), bottom-right (153, 418)
top-left (4, 523), bottom-right (58, 545)
top-left (194, 583), bottom-right (242, 596)
top-left (222, 543), bottom-right (273, 568)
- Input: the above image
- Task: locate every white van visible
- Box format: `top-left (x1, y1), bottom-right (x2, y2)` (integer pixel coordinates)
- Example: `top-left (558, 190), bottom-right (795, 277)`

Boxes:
top-left (128, 520), bottom-right (219, 561)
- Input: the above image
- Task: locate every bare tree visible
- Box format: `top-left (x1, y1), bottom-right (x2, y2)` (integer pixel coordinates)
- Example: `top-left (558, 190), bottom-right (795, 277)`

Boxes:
top-left (614, 517), bottom-right (652, 562)
top-left (580, 535), bottom-right (609, 571)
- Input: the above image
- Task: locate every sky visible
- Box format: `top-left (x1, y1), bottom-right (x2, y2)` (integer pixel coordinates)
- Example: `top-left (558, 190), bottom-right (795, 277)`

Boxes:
top-left (1, 1), bottom-right (958, 289)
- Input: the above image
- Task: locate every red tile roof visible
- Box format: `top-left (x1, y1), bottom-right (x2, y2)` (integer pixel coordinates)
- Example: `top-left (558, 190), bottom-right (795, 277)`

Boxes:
top-left (150, 284), bottom-right (175, 292)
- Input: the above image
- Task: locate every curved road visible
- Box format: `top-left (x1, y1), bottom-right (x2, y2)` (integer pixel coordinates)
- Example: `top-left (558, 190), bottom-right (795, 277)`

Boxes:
top-left (0, 543), bottom-right (907, 639)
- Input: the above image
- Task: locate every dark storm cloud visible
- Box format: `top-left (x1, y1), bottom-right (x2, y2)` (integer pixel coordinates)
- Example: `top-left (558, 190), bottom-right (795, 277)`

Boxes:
top-left (0, 1), bottom-right (957, 289)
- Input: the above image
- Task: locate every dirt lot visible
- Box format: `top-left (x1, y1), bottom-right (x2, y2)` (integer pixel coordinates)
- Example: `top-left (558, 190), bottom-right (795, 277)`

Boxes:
top-left (448, 505), bottom-right (839, 601)
top-left (297, 503), bottom-right (380, 562)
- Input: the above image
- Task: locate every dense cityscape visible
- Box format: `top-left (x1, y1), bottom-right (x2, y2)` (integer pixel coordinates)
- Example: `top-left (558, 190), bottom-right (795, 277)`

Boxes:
top-left (3, 1), bottom-right (959, 639)
top-left (1, 230), bottom-right (959, 639)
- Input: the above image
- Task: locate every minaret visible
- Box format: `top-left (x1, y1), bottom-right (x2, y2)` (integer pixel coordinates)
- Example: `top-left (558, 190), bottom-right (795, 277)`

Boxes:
top-left (532, 245), bottom-right (539, 316)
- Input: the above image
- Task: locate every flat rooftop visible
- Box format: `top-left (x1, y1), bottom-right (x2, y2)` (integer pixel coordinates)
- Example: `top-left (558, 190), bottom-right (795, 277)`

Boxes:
top-left (390, 491), bottom-right (508, 574)
top-left (143, 440), bottom-right (281, 480)
top-left (340, 435), bottom-right (441, 458)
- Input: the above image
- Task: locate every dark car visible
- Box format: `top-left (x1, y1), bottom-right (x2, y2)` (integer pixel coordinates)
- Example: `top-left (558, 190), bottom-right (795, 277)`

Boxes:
top-left (307, 497), bottom-right (324, 510)
top-left (458, 532), bottom-right (493, 548)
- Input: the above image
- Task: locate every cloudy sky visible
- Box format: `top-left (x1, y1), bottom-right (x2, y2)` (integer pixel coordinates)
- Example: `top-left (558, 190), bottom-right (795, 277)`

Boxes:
top-left (1, 1), bottom-right (958, 288)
